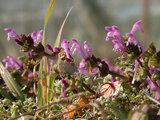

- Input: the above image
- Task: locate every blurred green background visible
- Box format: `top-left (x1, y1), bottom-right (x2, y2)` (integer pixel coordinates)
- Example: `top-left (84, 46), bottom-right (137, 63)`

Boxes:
top-left (0, 0), bottom-right (159, 63)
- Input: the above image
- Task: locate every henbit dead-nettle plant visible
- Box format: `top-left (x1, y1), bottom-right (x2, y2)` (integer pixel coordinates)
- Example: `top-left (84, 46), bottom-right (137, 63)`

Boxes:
top-left (0, 0), bottom-right (160, 120)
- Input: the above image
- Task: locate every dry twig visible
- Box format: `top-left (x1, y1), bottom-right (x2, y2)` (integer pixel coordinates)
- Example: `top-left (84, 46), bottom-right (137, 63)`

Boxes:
top-left (9, 93), bottom-right (84, 120)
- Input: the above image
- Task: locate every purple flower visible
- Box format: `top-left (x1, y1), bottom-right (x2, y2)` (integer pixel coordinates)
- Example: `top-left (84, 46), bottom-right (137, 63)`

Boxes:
top-left (31, 30), bottom-right (43, 45)
top-left (92, 68), bottom-right (99, 74)
top-left (61, 78), bottom-right (68, 97)
top-left (62, 79), bottom-right (68, 85)
top-left (147, 77), bottom-right (157, 91)
top-left (54, 47), bottom-right (59, 52)
top-left (105, 26), bottom-right (126, 56)
top-left (112, 40), bottom-right (127, 56)
top-left (126, 33), bottom-right (146, 51)
top-left (3, 56), bottom-right (22, 70)
top-left (4, 28), bottom-right (20, 41)
top-left (28, 51), bottom-right (32, 58)
top-left (112, 40), bottom-right (123, 52)
top-left (103, 59), bottom-right (123, 73)
top-left (111, 77), bottom-right (116, 82)
top-left (46, 44), bottom-right (54, 53)
top-left (126, 20), bottom-right (146, 51)
top-left (36, 30), bottom-right (43, 40)
top-left (70, 39), bottom-right (87, 59)
top-left (61, 85), bottom-right (67, 97)
top-left (28, 71), bottom-right (39, 78)
top-left (54, 47), bottom-right (59, 58)
top-left (78, 59), bottom-right (98, 74)
top-left (155, 90), bottom-right (160, 100)
top-left (105, 26), bottom-right (114, 41)
top-left (61, 39), bottom-right (70, 59)
top-left (130, 20), bottom-right (143, 34)
top-left (105, 26), bottom-right (125, 46)
top-left (78, 59), bottom-right (89, 74)
top-left (84, 41), bottom-right (91, 58)
top-left (147, 77), bottom-right (160, 100)
top-left (30, 32), bottom-right (36, 42)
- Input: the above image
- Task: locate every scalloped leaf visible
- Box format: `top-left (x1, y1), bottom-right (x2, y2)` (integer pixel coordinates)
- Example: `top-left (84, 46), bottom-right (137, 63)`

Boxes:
top-left (142, 42), bottom-right (156, 57)
top-left (148, 54), bottom-right (160, 67)
top-left (148, 42), bottom-right (156, 55)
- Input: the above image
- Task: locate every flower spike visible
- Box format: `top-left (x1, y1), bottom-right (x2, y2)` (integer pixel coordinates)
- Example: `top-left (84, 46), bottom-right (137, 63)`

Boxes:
top-left (4, 27), bottom-right (20, 41)
top-left (61, 39), bottom-right (70, 59)
top-left (70, 38), bottom-right (86, 59)
top-left (130, 20), bottom-right (143, 34)
top-left (83, 41), bottom-right (91, 58)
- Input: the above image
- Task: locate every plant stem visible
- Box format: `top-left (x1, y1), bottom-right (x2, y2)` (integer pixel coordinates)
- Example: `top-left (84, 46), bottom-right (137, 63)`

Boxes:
top-left (109, 71), bottom-right (129, 81)
top-left (82, 82), bottom-right (96, 95)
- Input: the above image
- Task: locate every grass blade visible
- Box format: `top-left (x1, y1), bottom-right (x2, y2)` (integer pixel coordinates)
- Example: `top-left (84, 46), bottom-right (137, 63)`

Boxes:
top-left (54, 7), bottom-right (73, 48)
top-left (43, 56), bottom-right (49, 104)
top-left (0, 62), bottom-right (24, 101)
top-left (48, 73), bottom-right (58, 101)
top-left (54, 7), bottom-right (73, 70)
top-left (42, 0), bottom-right (56, 46)
top-left (38, 0), bottom-right (56, 107)
top-left (37, 61), bottom-right (43, 107)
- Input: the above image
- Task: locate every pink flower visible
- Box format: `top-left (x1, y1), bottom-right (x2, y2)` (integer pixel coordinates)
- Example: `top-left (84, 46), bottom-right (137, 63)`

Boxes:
top-left (112, 40), bottom-right (127, 56)
top-left (126, 20), bottom-right (146, 51)
top-left (91, 68), bottom-right (99, 74)
top-left (61, 77), bottom-right (68, 97)
top-left (70, 39), bottom-right (86, 59)
top-left (78, 59), bottom-right (99, 74)
top-left (105, 26), bottom-right (125, 46)
top-left (155, 90), bottom-right (160, 100)
top-left (78, 59), bottom-right (89, 74)
top-left (126, 33), bottom-right (146, 51)
top-left (147, 77), bottom-right (160, 100)
top-left (28, 71), bottom-right (39, 78)
top-left (31, 30), bottom-right (43, 45)
top-left (4, 27), bottom-right (20, 41)
top-left (130, 20), bottom-right (143, 34)
top-left (61, 39), bottom-right (70, 59)
top-left (84, 41), bottom-right (91, 58)
top-left (105, 26), bottom-right (114, 41)
top-left (46, 44), bottom-right (54, 53)
top-left (3, 56), bottom-right (22, 70)
top-left (105, 26), bottom-right (126, 56)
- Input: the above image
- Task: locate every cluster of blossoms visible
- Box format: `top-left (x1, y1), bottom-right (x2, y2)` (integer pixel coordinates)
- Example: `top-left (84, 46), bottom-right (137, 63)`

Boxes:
top-left (2, 19), bottom-right (160, 101)
top-left (105, 20), bottom-right (160, 100)
top-left (3, 28), bottom-right (44, 78)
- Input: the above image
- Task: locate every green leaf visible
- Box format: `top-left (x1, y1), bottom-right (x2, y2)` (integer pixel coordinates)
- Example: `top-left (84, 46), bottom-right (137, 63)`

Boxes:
top-left (151, 70), bottom-right (160, 81)
top-left (148, 53), bottom-right (160, 67)
top-left (37, 83), bottom-right (43, 107)
top-left (42, 0), bottom-right (56, 46)
top-left (148, 42), bottom-right (156, 55)
top-left (141, 51), bottom-right (152, 57)
top-left (142, 42), bottom-right (156, 57)
top-left (54, 7), bottom-right (73, 48)
top-left (54, 7), bottom-right (73, 70)
top-left (38, 0), bottom-right (56, 107)
top-left (38, 61), bottom-right (43, 107)
top-left (0, 86), bottom-right (14, 101)
top-left (48, 73), bottom-right (58, 101)
top-left (0, 62), bottom-right (25, 102)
